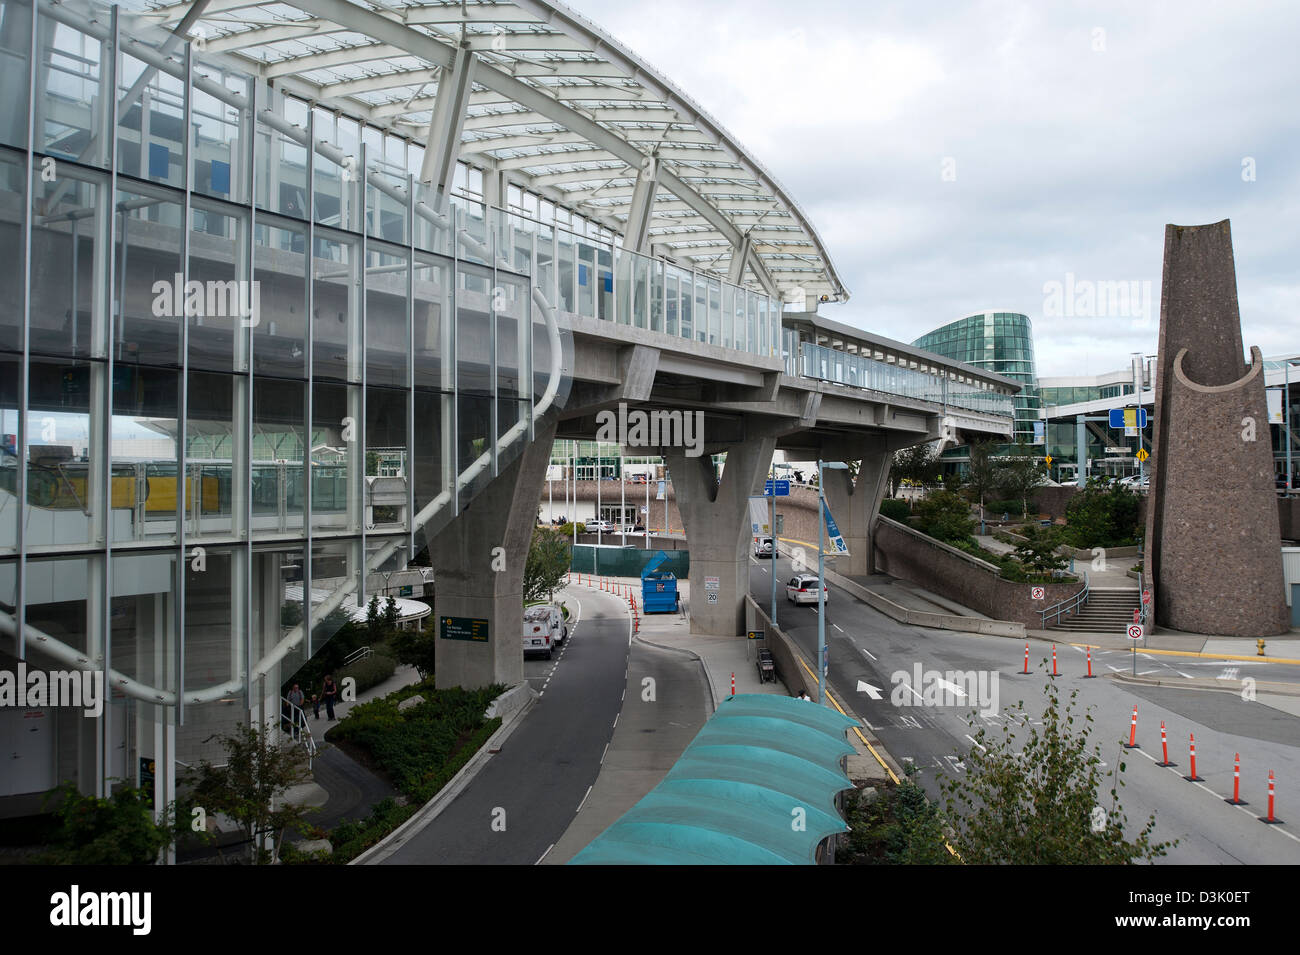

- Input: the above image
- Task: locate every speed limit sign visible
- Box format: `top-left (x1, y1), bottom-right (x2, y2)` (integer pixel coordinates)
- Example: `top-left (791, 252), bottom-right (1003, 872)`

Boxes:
top-left (1127, 624), bottom-right (1144, 641)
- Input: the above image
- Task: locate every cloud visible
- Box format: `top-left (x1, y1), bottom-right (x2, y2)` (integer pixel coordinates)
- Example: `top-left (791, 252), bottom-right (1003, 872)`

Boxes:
top-left (568, 0), bottom-right (1300, 376)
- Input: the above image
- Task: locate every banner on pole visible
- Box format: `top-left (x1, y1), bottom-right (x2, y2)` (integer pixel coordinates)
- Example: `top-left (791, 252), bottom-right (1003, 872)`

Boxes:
top-left (822, 500), bottom-right (849, 556)
top-left (748, 496), bottom-right (772, 536)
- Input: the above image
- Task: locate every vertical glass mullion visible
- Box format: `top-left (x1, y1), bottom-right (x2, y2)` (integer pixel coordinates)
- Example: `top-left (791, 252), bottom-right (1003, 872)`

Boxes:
top-left (405, 173), bottom-right (415, 559)
top-left (357, 143), bottom-right (368, 614)
top-left (174, 39), bottom-right (192, 726)
top-left (95, 7), bottom-right (122, 796)
top-left (525, 224), bottom-right (535, 443)
top-left (489, 207), bottom-right (498, 479)
top-left (451, 206), bottom-right (460, 517)
top-left (303, 107), bottom-right (314, 656)
top-left (16, 0), bottom-right (38, 660)
top-left (241, 83), bottom-right (258, 716)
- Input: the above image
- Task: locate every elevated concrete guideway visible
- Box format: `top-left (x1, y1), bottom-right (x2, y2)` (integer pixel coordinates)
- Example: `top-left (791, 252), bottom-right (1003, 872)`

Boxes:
top-left (547, 314), bottom-right (1017, 638)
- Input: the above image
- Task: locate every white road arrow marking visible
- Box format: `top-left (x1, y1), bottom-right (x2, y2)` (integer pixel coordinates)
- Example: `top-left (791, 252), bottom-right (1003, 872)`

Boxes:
top-left (856, 680), bottom-right (882, 700)
top-left (934, 678), bottom-right (967, 699)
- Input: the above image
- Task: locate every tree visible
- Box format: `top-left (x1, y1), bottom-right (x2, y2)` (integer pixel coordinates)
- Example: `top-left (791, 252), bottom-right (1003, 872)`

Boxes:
top-left (890, 444), bottom-right (940, 496)
top-left (940, 678), bottom-right (1176, 864)
top-left (963, 439), bottom-right (1001, 529)
top-left (911, 489), bottom-right (976, 545)
top-left (524, 526), bottom-right (572, 604)
top-left (41, 783), bottom-right (174, 865)
top-left (182, 722), bottom-right (314, 864)
top-left (999, 441), bottom-right (1048, 517)
top-left (1061, 478), bottom-right (1142, 549)
top-left (390, 626), bottom-right (437, 679)
top-left (1013, 524), bottom-right (1069, 577)
top-left (383, 595), bottom-right (400, 632)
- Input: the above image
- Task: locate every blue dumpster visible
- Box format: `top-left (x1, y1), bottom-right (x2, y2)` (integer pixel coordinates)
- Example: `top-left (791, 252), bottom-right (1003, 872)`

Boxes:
top-left (641, 550), bottom-right (679, 613)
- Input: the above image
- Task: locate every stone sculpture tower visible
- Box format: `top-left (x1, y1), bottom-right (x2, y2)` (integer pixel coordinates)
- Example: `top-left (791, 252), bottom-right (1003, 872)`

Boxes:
top-left (1144, 220), bottom-right (1288, 636)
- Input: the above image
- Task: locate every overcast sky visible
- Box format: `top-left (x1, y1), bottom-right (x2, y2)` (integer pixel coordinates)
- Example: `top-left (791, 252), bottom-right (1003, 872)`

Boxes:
top-left (566, 0), bottom-right (1299, 377)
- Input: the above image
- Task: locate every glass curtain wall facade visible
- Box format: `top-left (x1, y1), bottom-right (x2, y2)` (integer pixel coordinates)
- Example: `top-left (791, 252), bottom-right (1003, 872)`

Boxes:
top-left (912, 312), bottom-right (1043, 449)
top-left (0, 0), bottom-right (576, 809)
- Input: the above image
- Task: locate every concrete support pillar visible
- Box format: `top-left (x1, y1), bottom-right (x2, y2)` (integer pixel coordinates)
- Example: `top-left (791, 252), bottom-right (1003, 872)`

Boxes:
top-left (666, 435), bottom-right (775, 636)
top-left (821, 439), bottom-right (893, 578)
top-left (431, 418), bottom-right (558, 689)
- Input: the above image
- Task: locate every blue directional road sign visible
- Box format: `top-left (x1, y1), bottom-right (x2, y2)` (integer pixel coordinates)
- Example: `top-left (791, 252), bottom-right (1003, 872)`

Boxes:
top-left (1109, 408), bottom-right (1147, 429)
top-left (764, 479), bottom-right (790, 496)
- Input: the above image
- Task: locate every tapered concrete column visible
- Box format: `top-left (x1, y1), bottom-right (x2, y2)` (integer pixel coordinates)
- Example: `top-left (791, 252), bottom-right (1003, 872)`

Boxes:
top-left (431, 418), bottom-right (558, 689)
top-left (820, 434), bottom-right (915, 576)
top-left (821, 447), bottom-right (888, 578)
top-left (666, 436), bottom-right (775, 636)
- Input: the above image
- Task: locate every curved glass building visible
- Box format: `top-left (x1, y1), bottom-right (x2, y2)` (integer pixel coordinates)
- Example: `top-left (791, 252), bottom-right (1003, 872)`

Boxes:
top-left (912, 312), bottom-right (1043, 448)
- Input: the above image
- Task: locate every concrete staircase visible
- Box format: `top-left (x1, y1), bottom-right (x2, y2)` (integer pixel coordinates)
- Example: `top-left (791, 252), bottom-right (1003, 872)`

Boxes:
top-left (1048, 587), bottom-right (1141, 633)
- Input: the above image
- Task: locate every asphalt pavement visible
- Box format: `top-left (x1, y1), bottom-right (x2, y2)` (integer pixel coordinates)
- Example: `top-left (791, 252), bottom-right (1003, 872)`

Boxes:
top-left (380, 585), bottom-right (631, 865)
top-left (748, 553), bottom-right (1300, 864)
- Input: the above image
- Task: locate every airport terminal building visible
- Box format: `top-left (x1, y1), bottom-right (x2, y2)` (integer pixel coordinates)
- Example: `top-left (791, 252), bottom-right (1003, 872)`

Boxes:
top-left (0, 0), bottom-right (844, 830)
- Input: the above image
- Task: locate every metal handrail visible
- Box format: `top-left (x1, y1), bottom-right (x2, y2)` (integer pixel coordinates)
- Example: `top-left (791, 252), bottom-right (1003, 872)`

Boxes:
top-left (281, 698), bottom-right (318, 770)
top-left (343, 646), bottom-right (373, 667)
top-left (1040, 571), bottom-right (1090, 629)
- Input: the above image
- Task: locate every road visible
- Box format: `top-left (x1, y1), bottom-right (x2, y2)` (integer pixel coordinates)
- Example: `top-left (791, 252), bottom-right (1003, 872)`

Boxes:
top-left (382, 585), bottom-right (631, 865)
top-left (749, 554), bottom-right (1300, 864)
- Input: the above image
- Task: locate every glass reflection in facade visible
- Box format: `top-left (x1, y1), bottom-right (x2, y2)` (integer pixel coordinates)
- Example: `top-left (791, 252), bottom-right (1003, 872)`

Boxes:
top-left (0, 0), bottom-right (583, 816)
top-left (912, 312), bottom-right (1043, 447)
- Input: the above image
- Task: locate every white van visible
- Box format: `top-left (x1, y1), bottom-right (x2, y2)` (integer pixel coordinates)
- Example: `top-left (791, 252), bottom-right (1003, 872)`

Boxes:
top-left (522, 603), bottom-right (567, 659)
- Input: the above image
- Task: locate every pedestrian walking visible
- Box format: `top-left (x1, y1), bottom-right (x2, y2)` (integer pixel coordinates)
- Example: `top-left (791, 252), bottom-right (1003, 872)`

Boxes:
top-left (321, 674), bottom-right (338, 720)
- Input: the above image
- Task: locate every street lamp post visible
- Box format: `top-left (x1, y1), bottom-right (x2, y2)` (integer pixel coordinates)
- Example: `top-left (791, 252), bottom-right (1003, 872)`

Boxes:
top-left (817, 460), bottom-right (849, 706)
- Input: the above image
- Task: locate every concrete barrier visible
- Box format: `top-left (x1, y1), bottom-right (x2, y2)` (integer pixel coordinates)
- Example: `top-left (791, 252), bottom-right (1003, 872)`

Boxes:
top-left (745, 598), bottom-right (812, 697)
top-left (822, 567), bottom-right (1025, 638)
top-left (483, 681), bottom-right (535, 721)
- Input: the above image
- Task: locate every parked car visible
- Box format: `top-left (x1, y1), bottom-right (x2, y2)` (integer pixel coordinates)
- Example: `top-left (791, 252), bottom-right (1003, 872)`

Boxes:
top-left (585, 519), bottom-right (616, 533)
top-left (753, 536), bottom-right (779, 559)
top-left (522, 603), bottom-right (566, 659)
top-left (786, 574), bottom-right (828, 605)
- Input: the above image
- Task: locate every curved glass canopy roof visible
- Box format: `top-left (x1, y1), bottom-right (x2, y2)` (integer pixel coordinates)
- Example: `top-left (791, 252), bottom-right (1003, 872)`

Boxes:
top-left (125, 0), bottom-right (848, 302)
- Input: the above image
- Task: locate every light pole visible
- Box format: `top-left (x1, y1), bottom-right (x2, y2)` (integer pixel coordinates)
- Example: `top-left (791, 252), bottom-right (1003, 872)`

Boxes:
top-left (1286, 360), bottom-right (1299, 494)
top-left (817, 460), bottom-right (849, 706)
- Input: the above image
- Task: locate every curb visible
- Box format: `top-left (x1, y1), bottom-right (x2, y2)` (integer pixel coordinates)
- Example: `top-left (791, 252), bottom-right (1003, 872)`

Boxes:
top-left (1109, 672), bottom-right (1300, 697)
top-left (633, 633), bottom-right (717, 712)
top-left (351, 684), bottom-right (538, 865)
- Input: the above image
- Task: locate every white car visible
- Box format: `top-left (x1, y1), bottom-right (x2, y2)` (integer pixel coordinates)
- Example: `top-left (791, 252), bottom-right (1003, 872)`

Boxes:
top-left (785, 574), bottom-right (828, 606)
top-left (753, 536), bottom-right (779, 559)
top-left (585, 519), bottom-right (615, 534)
top-left (522, 603), bottom-right (567, 659)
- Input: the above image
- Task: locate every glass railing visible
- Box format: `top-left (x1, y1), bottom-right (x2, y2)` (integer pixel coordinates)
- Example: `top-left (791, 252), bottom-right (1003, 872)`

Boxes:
top-left (449, 194), bottom-right (782, 359)
top-left (798, 343), bottom-right (1016, 417)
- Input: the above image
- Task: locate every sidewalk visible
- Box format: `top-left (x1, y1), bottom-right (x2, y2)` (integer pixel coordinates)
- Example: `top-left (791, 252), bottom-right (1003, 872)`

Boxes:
top-left (602, 575), bottom-right (791, 706)
top-left (1025, 627), bottom-right (1300, 659)
top-left (283, 660), bottom-right (425, 826)
top-left (843, 572), bottom-right (991, 619)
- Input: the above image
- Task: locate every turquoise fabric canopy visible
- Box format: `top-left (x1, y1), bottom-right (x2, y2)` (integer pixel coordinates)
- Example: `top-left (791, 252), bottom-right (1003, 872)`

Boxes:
top-left (569, 694), bottom-right (858, 865)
